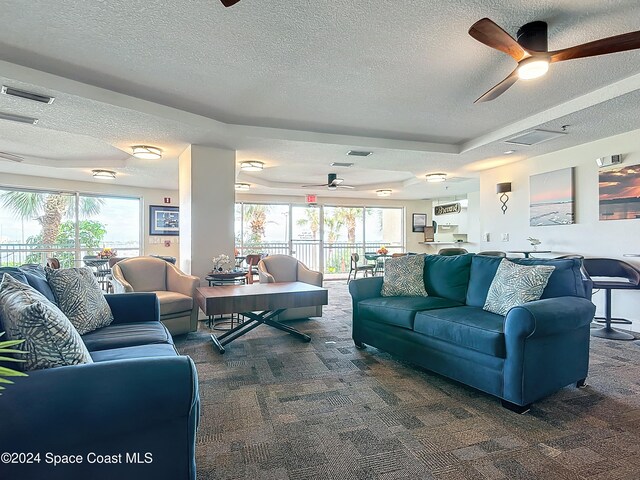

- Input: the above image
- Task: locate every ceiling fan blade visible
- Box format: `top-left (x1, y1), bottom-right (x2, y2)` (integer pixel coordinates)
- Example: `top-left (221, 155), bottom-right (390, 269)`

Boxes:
top-left (220, 0), bottom-right (241, 6)
top-left (474, 68), bottom-right (519, 103)
top-left (301, 184), bottom-right (329, 188)
top-left (337, 185), bottom-right (355, 189)
top-left (469, 18), bottom-right (528, 61)
top-left (550, 30), bottom-right (640, 63)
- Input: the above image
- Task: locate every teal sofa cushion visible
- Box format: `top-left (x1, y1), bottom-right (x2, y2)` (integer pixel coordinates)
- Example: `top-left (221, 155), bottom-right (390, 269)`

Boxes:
top-left (466, 255), bottom-right (586, 307)
top-left (413, 306), bottom-right (506, 357)
top-left (358, 296), bottom-right (463, 330)
top-left (423, 253), bottom-right (472, 303)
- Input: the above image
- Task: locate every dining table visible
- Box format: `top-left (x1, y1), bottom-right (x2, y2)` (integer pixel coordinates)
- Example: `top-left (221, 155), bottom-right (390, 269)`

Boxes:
top-left (508, 250), bottom-right (552, 258)
top-left (364, 253), bottom-right (390, 275)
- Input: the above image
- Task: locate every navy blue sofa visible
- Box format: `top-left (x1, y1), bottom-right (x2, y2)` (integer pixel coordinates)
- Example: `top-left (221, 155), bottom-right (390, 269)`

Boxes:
top-left (349, 254), bottom-right (595, 412)
top-left (0, 266), bottom-right (199, 480)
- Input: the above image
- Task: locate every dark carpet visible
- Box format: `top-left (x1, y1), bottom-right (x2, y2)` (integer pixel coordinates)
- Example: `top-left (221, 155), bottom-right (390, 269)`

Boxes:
top-left (175, 281), bottom-right (640, 480)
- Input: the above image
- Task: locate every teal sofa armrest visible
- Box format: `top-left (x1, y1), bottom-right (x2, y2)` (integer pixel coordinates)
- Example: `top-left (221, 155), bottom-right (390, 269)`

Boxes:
top-left (503, 296), bottom-right (595, 406)
top-left (504, 296), bottom-right (595, 338)
top-left (0, 356), bottom-right (199, 480)
top-left (348, 276), bottom-right (383, 302)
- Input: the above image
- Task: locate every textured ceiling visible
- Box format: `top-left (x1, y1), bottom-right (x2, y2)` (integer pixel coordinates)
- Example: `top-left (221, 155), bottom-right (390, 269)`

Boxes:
top-left (0, 0), bottom-right (639, 198)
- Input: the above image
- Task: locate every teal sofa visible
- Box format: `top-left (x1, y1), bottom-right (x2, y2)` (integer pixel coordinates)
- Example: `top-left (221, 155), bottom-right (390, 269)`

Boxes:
top-left (349, 254), bottom-right (595, 413)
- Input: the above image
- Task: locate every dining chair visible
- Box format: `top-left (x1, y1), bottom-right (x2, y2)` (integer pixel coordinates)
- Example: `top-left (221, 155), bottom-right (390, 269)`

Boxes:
top-left (438, 247), bottom-right (468, 256)
top-left (245, 254), bottom-right (263, 284)
top-left (83, 255), bottom-right (112, 292)
top-left (477, 251), bottom-right (507, 258)
top-left (347, 253), bottom-right (375, 283)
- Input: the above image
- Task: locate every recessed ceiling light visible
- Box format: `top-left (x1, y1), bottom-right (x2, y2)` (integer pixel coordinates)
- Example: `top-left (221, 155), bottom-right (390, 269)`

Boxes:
top-left (132, 145), bottom-right (162, 159)
top-left (92, 169), bottom-right (116, 179)
top-left (376, 189), bottom-right (392, 197)
top-left (426, 173), bottom-right (447, 183)
top-left (1, 85), bottom-right (55, 104)
top-left (235, 183), bottom-right (250, 191)
top-left (240, 161), bottom-right (264, 171)
top-left (0, 111), bottom-right (38, 125)
top-left (503, 150), bottom-right (515, 155)
top-left (347, 150), bottom-right (372, 157)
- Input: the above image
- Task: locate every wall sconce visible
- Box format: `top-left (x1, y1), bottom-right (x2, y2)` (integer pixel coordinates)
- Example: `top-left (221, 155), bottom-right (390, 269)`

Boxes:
top-left (496, 182), bottom-right (511, 214)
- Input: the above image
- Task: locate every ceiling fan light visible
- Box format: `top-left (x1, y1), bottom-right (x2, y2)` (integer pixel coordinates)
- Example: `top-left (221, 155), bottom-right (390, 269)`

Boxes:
top-left (92, 169), bottom-right (116, 179)
top-left (517, 58), bottom-right (549, 80)
top-left (426, 173), bottom-right (447, 183)
top-left (132, 145), bottom-right (162, 159)
top-left (235, 182), bottom-right (250, 191)
top-left (240, 160), bottom-right (264, 172)
top-left (376, 189), bottom-right (392, 197)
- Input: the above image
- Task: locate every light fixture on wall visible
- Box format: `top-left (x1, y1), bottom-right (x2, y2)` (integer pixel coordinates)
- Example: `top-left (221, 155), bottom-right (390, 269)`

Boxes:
top-left (92, 169), bottom-right (116, 179)
top-left (131, 145), bottom-right (162, 159)
top-left (240, 160), bottom-right (264, 171)
top-left (376, 189), bottom-right (392, 197)
top-left (235, 183), bottom-right (251, 191)
top-left (496, 182), bottom-right (511, 214)
top-left (426, 173), bottom-right (447, 183)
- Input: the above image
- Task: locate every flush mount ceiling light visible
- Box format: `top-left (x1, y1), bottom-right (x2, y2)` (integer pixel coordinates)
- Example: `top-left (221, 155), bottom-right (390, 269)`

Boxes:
top-left (425, 173), bottom-right (447, 183)
top-left (235, 183), bottom-right (251, 191)
top-left (376, 189), bottom-right (392, 197)
top-left (240, 160), bottom-right (264, 172)
top-left (131, 145), bottom-right (162, 160)
top-left (92, 169), bottom-right (116, 179)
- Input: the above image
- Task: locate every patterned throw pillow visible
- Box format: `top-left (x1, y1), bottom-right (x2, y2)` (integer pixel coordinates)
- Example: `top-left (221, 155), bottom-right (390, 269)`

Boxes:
top-left (381, 254), bottom-right (428, 297)
top-left (0, 274), bottom-right (93, 371)
top-left (46, 267), bottom-right (113, 335)
top-left (483, 259), bottom-right (555, 316)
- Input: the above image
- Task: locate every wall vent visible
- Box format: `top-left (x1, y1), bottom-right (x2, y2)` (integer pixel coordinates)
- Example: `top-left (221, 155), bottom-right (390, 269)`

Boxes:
top-left (0, 151), bottom-right (24, 162)
top-left (347, 150), bottom-right (372, 157)
top-left (0, 111), bottom-right (38, 124)
top-left (504, 129), bottom-right (566, 146)
top-left (1, 86), bottom-right (55, 104)
top-left (331, 162), bottom-right (354, 167)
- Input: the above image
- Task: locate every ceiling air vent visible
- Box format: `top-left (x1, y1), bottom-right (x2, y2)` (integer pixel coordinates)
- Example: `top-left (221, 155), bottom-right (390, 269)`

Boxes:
top-left (347, 150), bottom-right (372, 157)
top-left (0, 151), bottom-right (24, 162)
top-left (0, 111), bottom-right (38, 125)
top-left (1, 86), bottom-right (55, 104)
top-left (504, 129), bottom-right (566, 146)
top-left (331, 162), bottom-right (354, 167)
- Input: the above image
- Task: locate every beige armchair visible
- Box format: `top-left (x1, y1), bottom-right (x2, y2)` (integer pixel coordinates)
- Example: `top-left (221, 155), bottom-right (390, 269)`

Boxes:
top-left (111, 256), bottom-right (200, 336)
top-left (257, 255), bottom-right (323, 321)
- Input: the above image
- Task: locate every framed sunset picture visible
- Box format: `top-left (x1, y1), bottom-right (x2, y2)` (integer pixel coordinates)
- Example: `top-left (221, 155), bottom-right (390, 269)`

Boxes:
top-left (599, 165), bottom-right (640, 221)
top-left (529, 167), bottom-right (575, 226)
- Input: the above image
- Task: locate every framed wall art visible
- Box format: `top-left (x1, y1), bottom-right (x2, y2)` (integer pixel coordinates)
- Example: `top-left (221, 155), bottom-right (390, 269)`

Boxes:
top-left (412, 213), bottom-right (427, 232)
top-left (149, 205), bottom-right (179, 236)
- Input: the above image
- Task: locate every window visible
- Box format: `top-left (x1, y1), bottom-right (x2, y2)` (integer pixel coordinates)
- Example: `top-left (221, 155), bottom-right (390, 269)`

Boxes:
top-left (0, 187), bottom-right (141, 267)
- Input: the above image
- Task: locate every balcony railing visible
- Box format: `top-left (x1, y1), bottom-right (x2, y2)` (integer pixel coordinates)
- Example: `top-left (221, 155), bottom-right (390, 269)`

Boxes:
top-left (238, 241), bottom-right (403, 274)
top-left (0, 243), bottom-right (140, 268)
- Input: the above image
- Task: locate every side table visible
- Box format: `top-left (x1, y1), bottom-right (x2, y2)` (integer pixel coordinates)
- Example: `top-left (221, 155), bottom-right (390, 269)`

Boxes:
top-left (205, 271), bottom-right (248, 330)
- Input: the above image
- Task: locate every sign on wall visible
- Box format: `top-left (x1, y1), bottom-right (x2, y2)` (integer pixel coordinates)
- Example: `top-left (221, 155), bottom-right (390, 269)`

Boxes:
top-left (434, 203), bottom-right (461, 216)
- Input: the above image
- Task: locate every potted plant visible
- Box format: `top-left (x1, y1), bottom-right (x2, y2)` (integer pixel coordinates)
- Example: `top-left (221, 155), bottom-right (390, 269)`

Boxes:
top-left (0, 332), bottom-right (27, 395)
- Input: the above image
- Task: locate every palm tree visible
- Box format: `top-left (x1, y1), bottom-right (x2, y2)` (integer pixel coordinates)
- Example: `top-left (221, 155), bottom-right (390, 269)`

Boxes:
top-left (333, 207), bottom-right (362, 244)
top-left (0, 191), bottom-right (103, 245)
top-left (296, 207), bottom-right (319, 239)
top-left (242, 204), bottom-right (270, 246)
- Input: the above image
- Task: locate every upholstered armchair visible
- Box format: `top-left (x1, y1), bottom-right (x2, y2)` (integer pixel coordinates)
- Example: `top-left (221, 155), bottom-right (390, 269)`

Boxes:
top-left (257, 254), bottom-right (323, 321)
top-left (111, 256), bottom-right (199, 335)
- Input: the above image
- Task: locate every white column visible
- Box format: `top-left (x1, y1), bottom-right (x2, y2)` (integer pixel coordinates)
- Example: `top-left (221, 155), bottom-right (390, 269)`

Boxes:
top-left (179, 145), bottom-right (235, 283)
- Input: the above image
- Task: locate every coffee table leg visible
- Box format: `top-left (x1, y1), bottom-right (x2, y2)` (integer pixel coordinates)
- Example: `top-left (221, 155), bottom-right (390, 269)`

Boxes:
top-left (262, 317), bottom-right (311, 342)
top-left (210, 334), bottom-right (225, 354)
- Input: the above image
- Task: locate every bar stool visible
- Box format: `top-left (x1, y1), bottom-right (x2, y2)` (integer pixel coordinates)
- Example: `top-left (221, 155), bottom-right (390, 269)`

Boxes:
top-left (582, 258), bottom-right (640, 341)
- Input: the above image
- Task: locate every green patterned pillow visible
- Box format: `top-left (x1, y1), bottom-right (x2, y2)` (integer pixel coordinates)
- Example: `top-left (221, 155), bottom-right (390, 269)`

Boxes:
top-left (0, 274), bottom-right (93, 372)
top-left (483, 259), bottom-right (555, 316)
top-left (46, 267), bottom-right (113, 335)
top-left (381, 254), bottom-right (428, 297)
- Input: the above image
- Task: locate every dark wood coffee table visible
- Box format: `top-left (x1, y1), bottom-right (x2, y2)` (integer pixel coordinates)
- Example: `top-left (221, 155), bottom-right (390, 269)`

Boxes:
top-left (195, 281), bottom-right (328, 353)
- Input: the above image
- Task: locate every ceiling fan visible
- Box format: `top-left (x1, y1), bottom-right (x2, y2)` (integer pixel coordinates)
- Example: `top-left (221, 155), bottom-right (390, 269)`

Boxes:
top-left (302, 173), bottom-right (355, 190)
top-left (220, 0), bottom-right (241, 7)
top-left (469, 18), bottom-right (640, 103)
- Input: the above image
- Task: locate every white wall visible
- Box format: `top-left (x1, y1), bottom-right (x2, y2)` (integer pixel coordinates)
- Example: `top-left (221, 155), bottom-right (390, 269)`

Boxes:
top-left (0, 172), bottom-right (180, 260)
top-left (236, 193), bottom-right (432, 253)
top-left (478, 128), bottom-right (640, 331)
